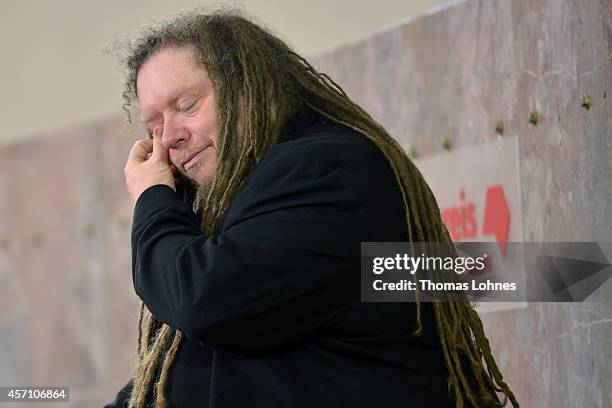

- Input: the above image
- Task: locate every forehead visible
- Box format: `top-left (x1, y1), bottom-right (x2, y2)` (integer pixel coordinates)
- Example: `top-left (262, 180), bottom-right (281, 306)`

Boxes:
top-left (136, 46), bottom-right (212, 117)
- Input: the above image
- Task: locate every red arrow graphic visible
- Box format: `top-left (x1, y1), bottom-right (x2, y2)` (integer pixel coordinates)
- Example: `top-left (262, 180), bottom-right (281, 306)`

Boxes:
top-left (482, 185), bottom-right (510, 258)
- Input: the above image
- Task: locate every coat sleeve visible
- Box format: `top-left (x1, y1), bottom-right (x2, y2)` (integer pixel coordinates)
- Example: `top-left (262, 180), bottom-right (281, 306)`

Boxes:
top-left (102, 379), bottom-right (133, 408)
top-left (131, 139), bottom-right (378, 356)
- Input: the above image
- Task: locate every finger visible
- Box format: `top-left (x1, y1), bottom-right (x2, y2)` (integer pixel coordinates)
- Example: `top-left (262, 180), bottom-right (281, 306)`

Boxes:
top-left (126, 139), bottom-right (153, 165)
top-left (151, 128), bottom-right (169, 163)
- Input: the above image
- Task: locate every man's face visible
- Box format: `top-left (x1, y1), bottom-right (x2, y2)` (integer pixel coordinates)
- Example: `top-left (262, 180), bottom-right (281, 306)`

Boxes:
top-left (137, 46), bottom-right (219, 189)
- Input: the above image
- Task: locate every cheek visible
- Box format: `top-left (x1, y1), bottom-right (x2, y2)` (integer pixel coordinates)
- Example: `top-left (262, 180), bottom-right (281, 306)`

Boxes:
top-left (198, 100), bottom-right (219, 144)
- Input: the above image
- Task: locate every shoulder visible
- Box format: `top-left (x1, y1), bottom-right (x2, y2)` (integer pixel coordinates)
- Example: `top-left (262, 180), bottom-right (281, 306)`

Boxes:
top-left (252, 120), bottom-right (394, 186)
top-left (219, 118), bottom-right (408, 241)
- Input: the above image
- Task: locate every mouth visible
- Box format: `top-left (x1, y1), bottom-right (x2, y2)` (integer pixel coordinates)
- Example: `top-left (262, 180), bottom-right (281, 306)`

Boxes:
top-left (182, 146), bottom-right (209, 171)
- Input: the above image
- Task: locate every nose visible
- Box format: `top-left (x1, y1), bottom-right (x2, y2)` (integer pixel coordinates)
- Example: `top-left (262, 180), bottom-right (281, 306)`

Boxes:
top-left (156, 119), bottom-right (189, 149)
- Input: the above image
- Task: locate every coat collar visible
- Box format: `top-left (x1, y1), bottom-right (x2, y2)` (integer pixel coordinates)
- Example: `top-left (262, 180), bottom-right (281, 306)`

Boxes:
top-left (280, 105), bottom-right (328, 143)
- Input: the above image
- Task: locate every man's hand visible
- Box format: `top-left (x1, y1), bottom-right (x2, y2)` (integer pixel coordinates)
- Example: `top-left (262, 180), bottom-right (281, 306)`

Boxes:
top-left (124, 130), bottom-right (176, 205)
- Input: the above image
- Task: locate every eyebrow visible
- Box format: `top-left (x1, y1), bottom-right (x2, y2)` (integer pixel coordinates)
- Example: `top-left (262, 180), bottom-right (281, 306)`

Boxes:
top-left (141, 84), bottom-right (204, 125)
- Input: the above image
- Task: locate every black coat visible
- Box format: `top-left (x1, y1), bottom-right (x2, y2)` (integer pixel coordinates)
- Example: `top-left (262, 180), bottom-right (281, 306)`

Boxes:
top-left (105, 108), bottom-right (453, 407)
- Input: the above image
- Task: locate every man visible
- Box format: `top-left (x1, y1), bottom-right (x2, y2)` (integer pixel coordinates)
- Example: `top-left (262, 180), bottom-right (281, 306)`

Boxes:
top-left (106, 9), bottom-right (518, 408)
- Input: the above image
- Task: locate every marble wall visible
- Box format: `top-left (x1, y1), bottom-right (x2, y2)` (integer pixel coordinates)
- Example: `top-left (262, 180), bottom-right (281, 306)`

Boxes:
top-left (0, 118), bottom-right (141, 406)
top-left (0, 0), bottom-right (610, 406)
top-left (312, 0), bottom-right (611, 406)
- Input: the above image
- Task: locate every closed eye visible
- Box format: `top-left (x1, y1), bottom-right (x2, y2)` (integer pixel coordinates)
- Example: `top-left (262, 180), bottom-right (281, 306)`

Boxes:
top-left (179, 100), bottom-right (198, 114)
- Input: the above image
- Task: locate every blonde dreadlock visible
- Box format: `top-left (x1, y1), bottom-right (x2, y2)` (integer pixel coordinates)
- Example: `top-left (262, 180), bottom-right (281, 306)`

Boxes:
top-left (115, 7), bottom-right (519, 407)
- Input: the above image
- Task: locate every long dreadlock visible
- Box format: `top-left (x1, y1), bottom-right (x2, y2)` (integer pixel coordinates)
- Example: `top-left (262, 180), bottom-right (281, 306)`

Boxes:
top-left (115, 7), bottom-right (519, 408)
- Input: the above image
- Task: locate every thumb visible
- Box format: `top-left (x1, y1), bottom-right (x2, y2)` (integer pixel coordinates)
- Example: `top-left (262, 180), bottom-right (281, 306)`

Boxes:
top-left (151, 129), bottom-right (169, 163)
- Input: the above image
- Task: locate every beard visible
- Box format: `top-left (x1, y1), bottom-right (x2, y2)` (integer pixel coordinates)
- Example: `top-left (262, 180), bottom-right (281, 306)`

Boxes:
top-left (172, 145), bottom-right (219, 228)
top-left (174, 169), bottom-right (213, 225)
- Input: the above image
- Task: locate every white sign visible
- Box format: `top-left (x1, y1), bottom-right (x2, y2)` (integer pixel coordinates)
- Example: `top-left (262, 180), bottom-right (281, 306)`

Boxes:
top-left (414, 137), bottom-right (526, 313)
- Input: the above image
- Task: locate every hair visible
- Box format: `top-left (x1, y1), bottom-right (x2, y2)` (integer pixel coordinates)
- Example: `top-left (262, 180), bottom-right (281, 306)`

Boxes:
top-left (115, 7), bottom-right (519, 408)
